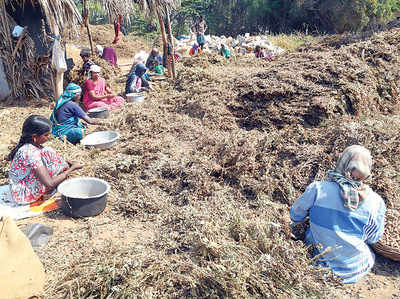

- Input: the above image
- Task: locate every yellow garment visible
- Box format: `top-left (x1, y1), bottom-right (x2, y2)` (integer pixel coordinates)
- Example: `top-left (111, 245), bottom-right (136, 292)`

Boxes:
top-left (0, 216), bottom-right (45, 299)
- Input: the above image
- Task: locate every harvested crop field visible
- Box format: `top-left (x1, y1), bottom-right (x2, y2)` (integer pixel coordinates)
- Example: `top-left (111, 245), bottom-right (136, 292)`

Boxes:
top-left (1, 27), bottom-right (400, 298)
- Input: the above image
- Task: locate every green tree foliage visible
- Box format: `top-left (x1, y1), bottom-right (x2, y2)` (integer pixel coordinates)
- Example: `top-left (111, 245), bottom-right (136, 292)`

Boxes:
top-left (171, 0), bottom-right (211, 34)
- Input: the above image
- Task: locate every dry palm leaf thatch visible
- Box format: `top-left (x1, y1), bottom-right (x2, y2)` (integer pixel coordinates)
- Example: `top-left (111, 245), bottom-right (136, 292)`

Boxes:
top-left (0, 4), bottom-right (50, 99)
top-left (85, 0), bottom-right (180, 24)
top-left (1, 0), bottom-right (82, 100)
top-left (5, 0), bottom-right (82, 35)
top-left (0, 0), bottom-right (81, 98)
top-left (91, 0), bottom-right (137, 22)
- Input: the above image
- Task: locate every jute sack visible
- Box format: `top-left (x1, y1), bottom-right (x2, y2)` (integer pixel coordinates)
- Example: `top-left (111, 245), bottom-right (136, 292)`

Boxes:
top-left (0, 216), bottom-right (45, 299)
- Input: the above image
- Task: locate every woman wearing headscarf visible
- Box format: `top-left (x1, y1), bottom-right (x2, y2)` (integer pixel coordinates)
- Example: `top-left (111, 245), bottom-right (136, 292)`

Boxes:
top-left (290, 145), bottom-right (386, 284)
top-left (82, 65), bottom-right (125, 112)
top-left (79, 48), bottom-right (94, 77)
top-left (50, 83), bottom-right (100, 145)
top-left (125, 63), bottom-right (153, 94)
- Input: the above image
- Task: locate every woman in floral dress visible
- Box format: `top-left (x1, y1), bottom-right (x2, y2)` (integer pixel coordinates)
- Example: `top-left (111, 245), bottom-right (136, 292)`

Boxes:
top-left (8, 115), bottom-right (83, 205)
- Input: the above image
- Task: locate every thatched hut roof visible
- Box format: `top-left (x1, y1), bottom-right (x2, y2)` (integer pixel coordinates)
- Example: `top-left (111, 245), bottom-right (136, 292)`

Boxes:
top-left (135, 0), bottom-right (181, 18)
top-left (88, 0), bottom-right (180, 23)
top-left (0, 0), bottom-right (82, 100)
top-left (5, 0), bottom-right (82, 34)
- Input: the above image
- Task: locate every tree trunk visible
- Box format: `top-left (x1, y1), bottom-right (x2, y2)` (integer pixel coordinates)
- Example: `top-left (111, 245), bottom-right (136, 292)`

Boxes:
top-left (157, 9), bottom-right (170, 78)
top-left (165, 7), bottom-right (176, 80)
top-left (83, 0), bottom-right (95, 56)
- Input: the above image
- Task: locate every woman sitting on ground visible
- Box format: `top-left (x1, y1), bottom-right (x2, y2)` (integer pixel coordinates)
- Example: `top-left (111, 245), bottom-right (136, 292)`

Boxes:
top-left (79, 48), bottom-right (94, 77)
top-left (254, 45), bottom-right (274, 61)
top-left (290, 145), bottom-right (385, 284)
top-left (254, 45), bottom-right (265, 58)
top-left (101, 47), bottom-right (118, 66)
top-left (145, 48), bottom-right (162, 72)
top-left (8, 115), bottom-right (83, 205)
top-left (219, 44), bottom-right (231, 59)
top-left (82, 64), bottom-right (125, 112)
top-left (125, 63), bottom-right (153, 94)
top-left (50, 83), bottom-right (100, 145)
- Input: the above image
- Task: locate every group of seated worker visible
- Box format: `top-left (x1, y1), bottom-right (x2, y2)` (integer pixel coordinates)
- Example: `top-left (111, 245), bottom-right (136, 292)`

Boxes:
top-left (54, 46), bottom-right (162, 145)
top-left (52, 63), bottom-right (125, 145)
top-left (6, 49), bottom-right (160, 207)
top-left (7, 40), bottom-right (388, 288)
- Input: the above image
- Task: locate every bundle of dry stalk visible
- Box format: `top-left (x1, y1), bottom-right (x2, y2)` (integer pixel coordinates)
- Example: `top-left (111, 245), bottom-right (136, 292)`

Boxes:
top-left (67, 56), bottom-right (121, 88)
top-left (231, 30), bottom-right (400, 130)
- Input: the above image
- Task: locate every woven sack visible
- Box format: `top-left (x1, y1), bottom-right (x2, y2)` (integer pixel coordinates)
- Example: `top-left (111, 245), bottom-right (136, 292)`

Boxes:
top-left (0, 216), bottom-right (45, 299)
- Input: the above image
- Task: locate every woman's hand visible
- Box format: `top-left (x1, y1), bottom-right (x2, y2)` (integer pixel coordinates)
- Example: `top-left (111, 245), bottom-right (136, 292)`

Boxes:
top-left (89, 90), bottom-right (107, 101)
top-left (82, 114), bottom-right (101, 125)
top-left (107, 93), bottom-right (116, 98)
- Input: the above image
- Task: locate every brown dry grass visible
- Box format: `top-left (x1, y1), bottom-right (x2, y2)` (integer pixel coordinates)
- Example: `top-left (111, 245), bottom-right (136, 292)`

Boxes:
top-left (1, 26), bottom-right (400, 298)
top-left (66, 24), bottom-right (150, 59)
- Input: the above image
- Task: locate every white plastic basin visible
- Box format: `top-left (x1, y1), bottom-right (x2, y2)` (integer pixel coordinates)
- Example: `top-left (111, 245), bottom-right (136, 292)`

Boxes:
top-left (81, 130), bottom-right (120, 149)
top-left (126, 93), bottom-right (145, 103)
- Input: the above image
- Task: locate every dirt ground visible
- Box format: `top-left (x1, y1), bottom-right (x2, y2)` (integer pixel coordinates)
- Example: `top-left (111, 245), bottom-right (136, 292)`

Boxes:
top-left (1, 25), bottom-right (400, 298)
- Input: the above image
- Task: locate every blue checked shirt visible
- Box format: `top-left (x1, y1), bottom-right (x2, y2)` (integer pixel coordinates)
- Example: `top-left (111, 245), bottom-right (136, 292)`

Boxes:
top-left (290, 181), bottom-right (386, 283)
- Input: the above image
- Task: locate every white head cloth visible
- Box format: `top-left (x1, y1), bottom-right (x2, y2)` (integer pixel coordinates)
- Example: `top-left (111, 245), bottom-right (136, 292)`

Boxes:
top-left (88, 64), bottom-right (101, 79)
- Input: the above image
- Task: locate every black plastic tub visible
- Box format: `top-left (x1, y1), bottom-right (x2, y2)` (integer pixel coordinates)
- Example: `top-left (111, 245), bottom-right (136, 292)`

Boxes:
top-left (57, 178), bottom-right (110, 218)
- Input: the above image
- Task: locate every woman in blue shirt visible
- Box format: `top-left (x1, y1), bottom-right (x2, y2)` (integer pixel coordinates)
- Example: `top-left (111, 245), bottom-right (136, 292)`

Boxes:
top-left (50, 83), bottom-right (100, 144)
top-left (290, 145), bottom-right (386, 283)
top-left (125, 64), bottom-right (153, 94)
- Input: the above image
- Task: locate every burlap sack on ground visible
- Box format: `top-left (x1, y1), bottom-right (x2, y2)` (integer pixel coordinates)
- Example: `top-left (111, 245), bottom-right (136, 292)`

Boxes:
top-left (0, 216), bottom-right (45, 299)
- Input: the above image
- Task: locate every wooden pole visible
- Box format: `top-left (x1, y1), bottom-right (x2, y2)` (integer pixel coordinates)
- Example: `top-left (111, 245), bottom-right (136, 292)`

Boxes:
top-left (165, 6), bottom-right (176, 80)
top-left (52, 25), bottom-right (64, 100)
top-left (11, 27), bottom-right (28, 58)
top-left (49, 26), bottom-right (64, 100)
top-left (156, 8), bottom-right (170, 78)
top-left (83, 0), bottom-right (95, 56)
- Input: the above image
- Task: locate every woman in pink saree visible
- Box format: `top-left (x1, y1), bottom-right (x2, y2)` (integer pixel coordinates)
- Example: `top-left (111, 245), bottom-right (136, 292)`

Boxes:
top-left (82, 64), bottom-right (125, 112)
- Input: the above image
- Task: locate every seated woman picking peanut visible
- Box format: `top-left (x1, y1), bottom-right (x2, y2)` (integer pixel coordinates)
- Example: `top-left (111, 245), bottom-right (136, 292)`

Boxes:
top-left (8, 115), bottom-right (83, 205)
